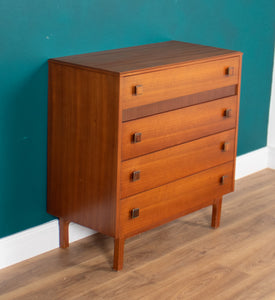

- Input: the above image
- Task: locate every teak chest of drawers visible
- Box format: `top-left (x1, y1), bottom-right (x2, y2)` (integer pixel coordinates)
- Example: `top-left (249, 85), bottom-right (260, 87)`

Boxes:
top-left (47, 41), bottom-right (242, 270)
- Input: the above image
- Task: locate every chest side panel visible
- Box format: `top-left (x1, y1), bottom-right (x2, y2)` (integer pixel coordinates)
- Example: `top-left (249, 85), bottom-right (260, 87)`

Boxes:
top-left (47, 62), bottom-right (120, 237)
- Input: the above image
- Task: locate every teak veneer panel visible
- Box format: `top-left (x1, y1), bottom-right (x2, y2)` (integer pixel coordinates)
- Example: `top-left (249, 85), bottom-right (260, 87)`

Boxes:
top-left (122, 85), bottom-right (237, 122)
top-left (121, 56), bottom-right (239, 109)
top-left (121, 130), bottom-right (235, 198)
top-left (122, 96), bottom-right (237, 160)
top-left (120, 162), bottom-right (234, 238)
top-left (49, 41), bottom-right (240, 74)
top-left (47, 63), bottom-right (120, 237)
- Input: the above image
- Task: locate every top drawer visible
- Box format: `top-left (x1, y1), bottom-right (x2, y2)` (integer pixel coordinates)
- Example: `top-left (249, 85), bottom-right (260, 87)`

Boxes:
top-left (121, 56), bottom-right (240, 109)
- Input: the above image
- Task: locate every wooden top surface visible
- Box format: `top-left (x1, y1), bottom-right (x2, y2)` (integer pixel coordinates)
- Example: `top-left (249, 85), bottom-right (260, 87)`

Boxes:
top-left (49, 41), bottom-right (241, 75)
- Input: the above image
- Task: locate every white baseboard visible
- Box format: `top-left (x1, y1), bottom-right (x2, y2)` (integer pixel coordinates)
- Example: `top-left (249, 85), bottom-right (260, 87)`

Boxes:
top-left (0, 146), bottom-right (273, 270)
top-left (268, 146), bottom-right (275, 169)
top-left (0, 221), bottom-right (96, 270)
top-left (235, 147), bottom-right (269, 179)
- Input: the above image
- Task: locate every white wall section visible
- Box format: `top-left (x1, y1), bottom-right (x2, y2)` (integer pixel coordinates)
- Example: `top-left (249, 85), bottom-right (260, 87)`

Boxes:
top-left (267, 51), bottom-right (275, 169)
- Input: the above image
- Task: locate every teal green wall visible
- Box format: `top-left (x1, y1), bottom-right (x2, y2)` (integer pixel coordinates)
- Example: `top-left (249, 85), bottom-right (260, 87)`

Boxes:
top-left (0, 0), bottom-right (274, 238)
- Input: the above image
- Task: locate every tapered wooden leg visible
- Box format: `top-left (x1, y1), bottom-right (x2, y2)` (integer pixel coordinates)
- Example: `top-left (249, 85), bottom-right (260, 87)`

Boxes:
top-left (211, 198), bottom-right (222, 229)
top-left (59, 218), bottom-right (70, 248)
top-left (113, 238), bottom-right (125, 271)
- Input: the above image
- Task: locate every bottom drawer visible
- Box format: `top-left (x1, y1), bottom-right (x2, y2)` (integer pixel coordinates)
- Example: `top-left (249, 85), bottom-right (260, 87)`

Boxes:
top-left (120, 162), bottom-right (234, 238)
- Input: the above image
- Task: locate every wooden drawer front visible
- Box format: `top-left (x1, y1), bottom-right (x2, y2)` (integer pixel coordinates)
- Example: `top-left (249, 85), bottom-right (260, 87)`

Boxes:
top-left (120, 162), bottom-right (234, 238)
top-left (122, 85), bottom-right (237, 122)
top-left (121, 57), bottom-right (239, 110)
top-left (121, 129), bottom-right (235, 198)
top-left (122, 96), bottom-right (237, 160)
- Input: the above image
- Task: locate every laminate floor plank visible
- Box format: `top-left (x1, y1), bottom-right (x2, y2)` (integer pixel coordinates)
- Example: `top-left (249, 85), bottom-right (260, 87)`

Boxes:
top-left (219, 267), bottom-right (275, 300)
top-left (0, 220), bottom-right (211, 299)
top-left (82, 210), bottom-right (275, 299)
top-left (0, 169), bottom-right (274, 300)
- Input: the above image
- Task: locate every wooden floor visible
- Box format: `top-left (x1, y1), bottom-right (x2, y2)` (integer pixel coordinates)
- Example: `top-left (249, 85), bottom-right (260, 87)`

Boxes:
top-left (0, 169), bottom-right (275, 300)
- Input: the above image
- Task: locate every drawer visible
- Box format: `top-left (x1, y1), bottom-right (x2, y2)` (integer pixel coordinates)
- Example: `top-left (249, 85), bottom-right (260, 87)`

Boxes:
top-left (121, 56), bottom-right (240, 110)
top-left (120, 162), bottom-right (234, 238)
top-left (122, 96), bottom-right (237, 160)
top-left (121, 129), bottom-right (235, 198)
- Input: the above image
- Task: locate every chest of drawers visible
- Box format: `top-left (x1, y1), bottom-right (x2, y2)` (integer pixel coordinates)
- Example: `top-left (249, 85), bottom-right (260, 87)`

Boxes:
top-left (47, 41), bottom-right (242, 270)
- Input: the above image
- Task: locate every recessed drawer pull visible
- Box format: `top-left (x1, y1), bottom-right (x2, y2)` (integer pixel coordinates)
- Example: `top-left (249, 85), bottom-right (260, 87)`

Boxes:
top-left (225, 66), bottom-right (235, 76)
top-left (134, 85), bottom-right (143, 95)
top-left (132, 132), bottom-right (142, 143)
top-left (220, 175), bottom-right (228, 185)
top-left (222, 142), bottom-right (230, 152)
top-left (224, 108), bottom-right (232, 118)
top-left (132, 170), bottom-right (141, 182)
top-left (131, 208), bottom-right (140, 219)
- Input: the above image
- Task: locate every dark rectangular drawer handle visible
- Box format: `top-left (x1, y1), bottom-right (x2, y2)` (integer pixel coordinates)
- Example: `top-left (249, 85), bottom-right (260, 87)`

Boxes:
top-left (225, 66), bottom-right (234, 76)
top-left (131, 170), bottom-right (141, 182)
top-left (224, 108), bottom-right (232, 118)
top-left (132, 132), bottom-right (142, 143)
top-left (131, 208), bottom-right (140, 219)
top-left (222, 142), bottom-right (230, 152)
top-left (134, 85), bottom-right (143, 95)
top-left (220, 175), bottom-right (229, 185)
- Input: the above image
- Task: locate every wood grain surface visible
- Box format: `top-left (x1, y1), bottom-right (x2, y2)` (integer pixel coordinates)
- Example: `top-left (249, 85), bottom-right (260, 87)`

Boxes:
top-left (47, 63), bottom-right (120, 237)
top-left (232, 55), bottom-right (243, 191)
top-left (49, 41), bottom-right (241, 75)
top-left (121, 130), bottom-right (235, 198)
top-left (120, 162), bottom-right (234, 238)
top-left (121, 56), bottom-right (239, 109)
top-left (122, 85), bottom-right (237, 121)
top-left (1, 169), bottom-right (274, 299)
top-left (122, 96), bottom-right (237, 160)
